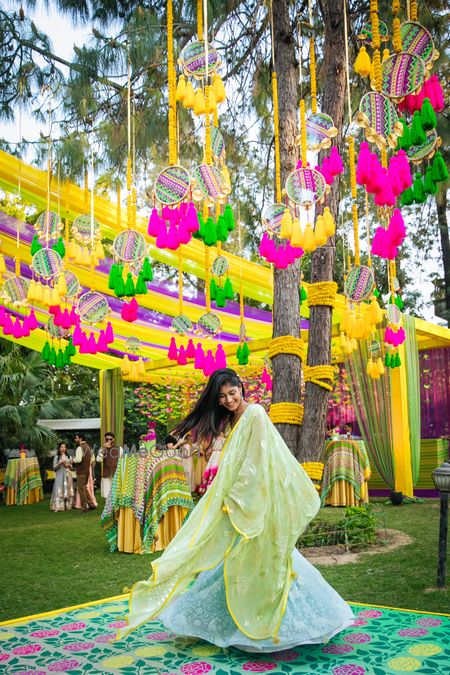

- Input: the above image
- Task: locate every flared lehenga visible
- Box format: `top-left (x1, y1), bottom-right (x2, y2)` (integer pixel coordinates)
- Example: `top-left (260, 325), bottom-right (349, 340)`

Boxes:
top-left (119, 404), bottom-right (354, 651)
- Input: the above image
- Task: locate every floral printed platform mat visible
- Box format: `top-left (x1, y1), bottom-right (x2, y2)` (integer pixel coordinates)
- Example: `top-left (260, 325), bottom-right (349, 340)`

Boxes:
top-left (0, 599), bottom-right (449, 674)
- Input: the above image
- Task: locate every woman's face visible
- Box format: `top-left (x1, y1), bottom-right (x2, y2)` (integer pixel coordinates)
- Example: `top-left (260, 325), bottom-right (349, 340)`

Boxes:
top-left (59, 444), bottom-right (67, 454)
top-left (219, 382), bottom-right (242, 412)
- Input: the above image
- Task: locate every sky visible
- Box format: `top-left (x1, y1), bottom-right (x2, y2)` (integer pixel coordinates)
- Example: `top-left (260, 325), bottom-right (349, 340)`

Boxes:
top-left (0, 1), bottom-right (446, 325)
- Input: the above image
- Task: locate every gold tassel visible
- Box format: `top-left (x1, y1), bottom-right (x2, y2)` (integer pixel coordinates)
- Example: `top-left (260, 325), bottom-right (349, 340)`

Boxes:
top-left (280, 209), bottom-right (293, 239)
top-left (354, 45), bottom-right (372, 77)
top-left (193, 88), bottom-right (206, 115)
top-left (314, 214), bottom-right (328, 247)
top-left (176, 75), bottom-right (186, 102)
top-left (290, 218), bottom-right (303, 247)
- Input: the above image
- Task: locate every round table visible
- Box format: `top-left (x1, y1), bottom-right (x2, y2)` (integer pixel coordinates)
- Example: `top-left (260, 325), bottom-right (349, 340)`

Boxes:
top-left (320, 438), bottom-right (371, 506)
top-left (4, 457), bottom-right (44, 506)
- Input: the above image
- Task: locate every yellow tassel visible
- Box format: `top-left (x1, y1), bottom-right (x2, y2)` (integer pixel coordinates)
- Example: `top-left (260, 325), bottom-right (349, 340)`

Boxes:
top-left (66, 240), bottom-right (76, 258)
top-left (0, 253), bottom-right (6, 274)
top-left (344, 337), bottom-right (353, 355)
top-left (377, 357), bottom-right (385, 376)
top-left (340, 307), bottom-right (350, 334)
top-left (221, 165), bottom-right (231, 189)
top-left (314, 214), bottom-right (328, 247)
top-left (213, 74), bottom-right (226, 103)
top-left (346, 311), bottom-right (356, 338)
top-left (366, 359), bottom-right (374, 377)
top-left (323, 207), bottom-right (336, 237)
top-left (42, 284), bottom-right (52, 307)
top-left (354, 45), bottom-right (372, 77)
top-left (290, 217), bottom-right (302, 247)
top-left (27, 279), bottom-right (36, 302)
top-left (56, 274), bottom-right (67, 296)
top-left (121, 355), bottom-right (130, 375)
top-left (369, 297), bottom-right (383, 325)
top-left (50, 286), bottom-right (60, 306)
top-left (183, 80), bottom-right (195, 109)
top-left (382, 48), bottom-right (390, 62)
top-left (280, 209), bottom-right (293, 239)
top-left (208, 87), bottom-right (217, 114)
top-left (136, 358), bottom-right (145, 376)
top-left (340, 331), bottom-right (347, 350)
top-left (303, 223), bottom-right (317, 252)
top-left (175, 75), bottom-right (186, 102)
top-left (33, 281), bottom-right (43, 304)
top-left (354, 315), bottom-right (366, 339)
top-left (95, 240), bottom-right (105, 259)
top-left (193, 88), bottom-right (206, 115)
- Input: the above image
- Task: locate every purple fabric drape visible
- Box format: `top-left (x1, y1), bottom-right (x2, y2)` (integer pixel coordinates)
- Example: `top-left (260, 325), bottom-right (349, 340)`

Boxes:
top-left (420, 347), bottom-right (450, 439)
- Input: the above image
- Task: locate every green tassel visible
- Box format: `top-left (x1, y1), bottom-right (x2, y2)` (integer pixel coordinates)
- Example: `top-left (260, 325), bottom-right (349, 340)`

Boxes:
top-left (42, 341), bottom-right (51, 361)
top-left (431, 152), bottom-right (449, 183)
top-left (401, 187), bottom-right (414, 207)
top-left (224, 204), bottom-right (235, 232)
top-left (56, 349), bottom-right (64, 369)
top-left (384, 352), bottom-right (391, 368)
top-left (420, 97), bottom-right (437, 131)
top-left (108, 263), bottom-right (119, 290)
top-left (239, 341), bottom-right (250, 365)
top-left (48, 346), bottom-right (57, 366)
top-left (203, 217), bottom-right (218, 247)
top-left (115, 272), bottom-right (126, 298)
top-left (215, 287), bottom-right (227, 307)
top-left (210, 278), bottom-right (217, 301)
top-left (68, 336), bottom-right (76, 357)
top-left (62, 346), bottom-right (70, 366)
top-left (142, 257), bottom-right (153, 282)
top-left (31, 234), bottom-right (42, 256)
top-left (193, 213), bottom-right (205, 240)
top-left (236, 344), bottom-right (242, 362)
top-left (412, 173), bottom-right (426, 204)
top-left (394, 295), bottom-right (404, 310)
top-left (242, 342), bottom-right (250, 358)
top-left (300, 286), bottom-right (307, 302)
top-left (135, 272), bottom-right (147, 295)
top-left (57, 236), bottom-right (65, 258)
top-left (124, 272), bottom-right (135, 297)
top-left (410, 110), bottom-right (426, 146)
top-left (394, 352), bottom-right (401, 367)
top-left (388, 353), bottom-right (395, 368)
top-left (224, 277), bottom-right (234, 300)
top-left (397, 117), bottom-right (411, 151)
top-left (374, 288), bottom-right (380, 299)
top-left (216, 214), bottom-right (228, 242)
top-left (424, 166), bottom-right (438, 195)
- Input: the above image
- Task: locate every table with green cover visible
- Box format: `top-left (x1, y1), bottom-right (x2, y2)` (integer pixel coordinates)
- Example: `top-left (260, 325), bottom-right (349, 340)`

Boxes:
top-left (321, 438), bottom-right (371, 506)
top-left (4, 457), bottom-right (43, 506)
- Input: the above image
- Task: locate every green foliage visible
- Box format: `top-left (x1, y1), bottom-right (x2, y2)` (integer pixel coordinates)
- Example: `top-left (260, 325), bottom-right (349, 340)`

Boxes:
top-left (297, 504), bottom-right (377, 549)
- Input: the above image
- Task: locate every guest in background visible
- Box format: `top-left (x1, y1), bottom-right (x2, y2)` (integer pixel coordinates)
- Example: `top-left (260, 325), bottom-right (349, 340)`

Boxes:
top-left (96, 432), bottom-right (123, 498)
top-left (73, 432), bottom-right (97, 512)
top-left (50, 442), bottom-right (74, 512)
top-left (342, 423), bottom-right (356, 439)
top-left (165, 434), bottom-right (196, 492)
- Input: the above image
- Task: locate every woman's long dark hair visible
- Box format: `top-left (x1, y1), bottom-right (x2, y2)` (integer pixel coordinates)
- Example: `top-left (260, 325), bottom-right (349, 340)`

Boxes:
top-left (57, 442), bottom-right (67, 455)
top-left (172, 369), bottom-right (245, 444)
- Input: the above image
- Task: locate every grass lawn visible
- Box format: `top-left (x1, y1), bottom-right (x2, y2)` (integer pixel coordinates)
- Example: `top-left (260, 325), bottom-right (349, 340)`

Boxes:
top-left (1, 495), bottom-right (449, 623)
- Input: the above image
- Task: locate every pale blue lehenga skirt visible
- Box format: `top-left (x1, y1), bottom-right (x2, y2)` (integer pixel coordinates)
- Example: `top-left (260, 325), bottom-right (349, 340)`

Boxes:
top-left (159, 547), bottom-right (355, 653)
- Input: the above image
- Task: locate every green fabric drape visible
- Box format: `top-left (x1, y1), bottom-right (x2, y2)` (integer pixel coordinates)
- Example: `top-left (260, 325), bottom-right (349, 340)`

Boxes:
top-left (345, 332), bottom-right (396, 490)
top-left (403, 314), bottom-right (421, 485)
top-left (100, 368), bottom-right (124, 447)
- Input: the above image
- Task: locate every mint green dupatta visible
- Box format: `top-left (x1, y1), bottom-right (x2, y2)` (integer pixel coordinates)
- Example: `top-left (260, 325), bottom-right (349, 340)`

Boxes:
top-left (119, 404), bottom-right (320, 642)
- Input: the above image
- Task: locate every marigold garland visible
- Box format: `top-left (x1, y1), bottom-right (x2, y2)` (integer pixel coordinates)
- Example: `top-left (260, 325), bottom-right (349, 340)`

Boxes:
top-left (303, 364), bottom-right (334, 391)
top-left (269, 402), bottom-right (304, 425)
top-left (268, 335), bottom-right (304, 360)
top-left (306, 281), bottom-right (338, 307)
top-left (301, 461), bottom-right (324, 490)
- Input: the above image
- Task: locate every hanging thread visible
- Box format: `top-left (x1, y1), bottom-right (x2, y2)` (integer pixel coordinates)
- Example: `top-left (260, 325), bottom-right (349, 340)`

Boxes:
top-left (167, 0), bottom-right (177, 165)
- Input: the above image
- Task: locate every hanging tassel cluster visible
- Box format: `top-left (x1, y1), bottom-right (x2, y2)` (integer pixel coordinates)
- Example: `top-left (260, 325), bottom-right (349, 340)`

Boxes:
top-left (52, 236), bottom-right (66, 258)
top-left (66, 239), bottom-right (104, 266)
top-left (384, 325), bottom-right (405, 347)
top-left (397, 76), bottom-right (445, 116)
top-left (121, 355), bottom-right (146, 379)
top-left (384, 349), bottom-right (402, 368)
top-left (210, 275), bottom-right (234, 308)
top-left (108, 258), bottom-right (153, 299)
top-left (259, 234), bottom-right (304, 267)
top-left (193, 204), bottom-right (235, 247)
top-left (366, 356), bottom-right (386, 379)
top-left (261, 366), bottom-right (273, 391)
top-left (27, 280), bottom-right (62, 308)
top-left (176, 73), bottom-right (226, 117)
top-left (340, 295), bottom-right (383, 346)
top-left (401, 153), bottom-right (448, 207)
top-left (41, 337), bottom-right (76, 368)
top-left (371, 208), bottom-right (406, 260)
top-left (72, 321), bottom-right (114, 354)
top-left (357, 143), bottom-right (412, 206)
top-left (167, 337), bottom-right (227, 376)
top-left (316, 146), bottom-right (345, 186)
top-left (236, 341), bottom-right (250, 365)
top-left (148, 203), bottom-right (200, 250)
top-left (50, 304), bottom-right (79, 330)
top-left (0, 306), bottom-right (39, 339)
top-left (121, 298), bottom-right (139, 322)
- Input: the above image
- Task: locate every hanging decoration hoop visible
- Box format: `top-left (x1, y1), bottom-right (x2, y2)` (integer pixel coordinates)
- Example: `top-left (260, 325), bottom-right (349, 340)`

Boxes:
top-left (72, 214), bottom-right (101, 244)
top-left (368, 339), bottom-right (382, 358)
top-left (261, 203), bottom-right (291, 237)
top-left (61, 270), bottom-right (81, 299)
top-left (179, 40), bottom-right (220, 79)
top-left (154, 165), bottom-right (191, 205)
top-left (211, 127), bottom-right (226, 164)
top-left (304, 113), bottom-right (338, 151)
top-left (34, 211), bottom-right (62, 240)
top-left (196, 311), bottom-right (221, 336)
top-left (31, 248), bottom-right (63, 280)
top-left (386, 303), bottom-right (401, 326)
top-left (407, 129), bottom-right (438, 164)
top-left (400, 21), bottom-right (437, 68)
top-left (211, 255), bottom-right (229, 277)
top-left (112, 230), bottom-right (147, 264)
top-left (357, 20), bottom-right (389, 44)
top-left (344, 265), bottom-right (375, 303)
top-left (357, 92), bottom-right (403, 149)
top-left (46, 316), bottom-right (70, 339)
top-left (380, 52), bottom-right (426, 99)
top-left (77, 291), bottom-right (109, 324)
top-left (125, 336), bottom-right (141, 354)
top-left (1, 277), bottom-right (30, 306)
top-left (191, 164), bottom-right (230, 203)
top-left (284, 168), bottom-right (326, 208)
top-left (171, 314), bottom-right (193, 335)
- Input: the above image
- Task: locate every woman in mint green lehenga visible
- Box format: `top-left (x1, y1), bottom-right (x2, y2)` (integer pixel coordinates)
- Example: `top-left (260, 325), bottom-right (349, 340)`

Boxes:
top-left (118, 369), bottom-right (354, 652)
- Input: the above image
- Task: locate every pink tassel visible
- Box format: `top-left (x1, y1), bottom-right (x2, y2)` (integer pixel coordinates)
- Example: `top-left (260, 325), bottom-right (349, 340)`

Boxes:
top-left (69, 306), bottom-right (79, 325)
top-left (215, 343), bottom-right (227, 369)
top-left (3, 313), bottom-right (13, 335)
top-left (61, 309), bottom-right (71, 330)
top-left (426, 75), bottom-right (445, 113)
top-left (319, 157), bottom-right (334, 185)
top-left (166, 223), bottom-right (180, 250)
top-left (79, 332), bottom-right (89, 354)
top-left (185, 202), bottom-right (200, 232)
top-left (178, 221), bottom-right (191, 244)
top-left (88, 332), bottom-right (98, 354)
top-left (21, 316), bottom-right (30, 337)
top-left (356, 142), bottom-right (371, 185)
top-left (177, 345), bottom-right (187, 365)
top-left (203, 350), bottom-right (215, 377)
top-left (155, 222), bottom-right (168, 249)
top-left (129, 297), bottom-right (138, 312)
top-left (168, 336), bottom-right (178, 361)
top-left (186, 338), bottom-right (196, 359)
top-left (28, 309), bottom-right (38, 331)
top-left (328, 146), bottom-right (344, 175)
top-left (194, 343), bottom-right (205, 369)
top-left (12, 317), bottom-right (23, 339)
top-left (72, 324), bottom-right (83, 346)
top-left (259, 233), bottom-right (270, 258)
top-left (275, 244), bottom-right (289, 269)
top-left (105, 322), bottom-right (114, 344)
top-left (53, 308), bottom-right (63, 327)
top-left (49, 305), bottom-right (59, 315)
top-left (0, 306), bottom-right (6, 326)
top-left (97, 330), bottom-right (108, 352)
top-left (293, 245), bottom-right (304, 259)
top-left (389, 209), bottom-right (406, 246)
top-left (395, 150), bottom-right (412, 190)
top-left (148, 208), bottom-right (161, 237)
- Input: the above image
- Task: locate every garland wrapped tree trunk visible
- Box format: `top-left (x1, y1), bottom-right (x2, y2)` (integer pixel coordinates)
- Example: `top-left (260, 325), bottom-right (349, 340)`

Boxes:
top-left (271, 0), bottom-right (302, 453)
top-left (436, 187), bottom-right (450, 327)
top-left (299, 0), bottom-right (347, 461)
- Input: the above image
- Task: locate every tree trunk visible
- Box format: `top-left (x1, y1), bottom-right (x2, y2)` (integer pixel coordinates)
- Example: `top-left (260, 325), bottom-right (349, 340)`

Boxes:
top-left (436, 186), bottom-right (450, 327)
top-left (271, 0), bottom-right (302, 452)
top-left (299, 0), bottom-right (347, 461)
